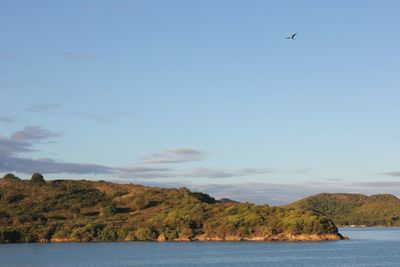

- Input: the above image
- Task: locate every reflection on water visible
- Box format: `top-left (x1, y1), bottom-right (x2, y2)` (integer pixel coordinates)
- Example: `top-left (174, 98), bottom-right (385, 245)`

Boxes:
top-left (0, 228), bottom-right (400, 267)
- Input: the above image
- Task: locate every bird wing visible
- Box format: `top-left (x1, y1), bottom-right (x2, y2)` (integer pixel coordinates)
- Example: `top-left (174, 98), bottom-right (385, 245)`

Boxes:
top-left (291, 33), bottom-right (297, 39)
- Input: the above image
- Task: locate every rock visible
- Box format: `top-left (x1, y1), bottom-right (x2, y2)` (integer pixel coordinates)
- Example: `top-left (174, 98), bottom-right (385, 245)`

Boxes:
top-left (157, 234), bottom-right (166, 242)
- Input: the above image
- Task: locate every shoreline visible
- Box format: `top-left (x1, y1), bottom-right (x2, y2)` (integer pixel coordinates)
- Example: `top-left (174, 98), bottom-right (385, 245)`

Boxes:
top-left (2, 233), bottom-right (344, 244)
top-left (0, 233), bottom-right (346, 244)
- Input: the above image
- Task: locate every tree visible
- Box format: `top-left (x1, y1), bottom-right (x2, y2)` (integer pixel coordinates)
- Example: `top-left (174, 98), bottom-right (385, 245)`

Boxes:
top-left (103, 203), bottom-right (117, 216)
top-left (0, 227), bottom-right (22, 242)
top-left (132, 195), bottom-right (149, 211)
top-left (135, 227), bottom-right (156, 241)
top-left (2, 173), bottom-right (20, 180)
top-left (31, 173), bottom-right (45, 184)
top-left (71, 226), bottom-right (95, 242)
top-left (98, 226), bottom-right (118, 241)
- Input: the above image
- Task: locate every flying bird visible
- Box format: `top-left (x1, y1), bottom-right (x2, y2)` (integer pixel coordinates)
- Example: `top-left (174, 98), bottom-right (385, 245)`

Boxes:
top-left (286, 33), bottom-right (297, 40)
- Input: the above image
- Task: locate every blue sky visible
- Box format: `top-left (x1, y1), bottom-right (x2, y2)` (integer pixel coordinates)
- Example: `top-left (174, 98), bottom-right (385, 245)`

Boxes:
top-left (1, 0), bottom-right (400, 204)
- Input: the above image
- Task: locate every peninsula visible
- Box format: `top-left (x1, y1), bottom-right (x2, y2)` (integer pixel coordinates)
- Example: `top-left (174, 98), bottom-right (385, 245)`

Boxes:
top-left (0, 173), bottom-right (343, 243)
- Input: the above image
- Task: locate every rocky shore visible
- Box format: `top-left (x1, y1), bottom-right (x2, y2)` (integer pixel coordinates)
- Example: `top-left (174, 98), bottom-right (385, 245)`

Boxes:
top-left (45, 233), bottom-right (346, 243)
top-left (177, 233), bottom-right (346, 242)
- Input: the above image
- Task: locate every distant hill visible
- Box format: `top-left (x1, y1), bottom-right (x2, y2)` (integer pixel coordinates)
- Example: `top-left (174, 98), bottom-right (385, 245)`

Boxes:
top-left (290, 193), bottom-right (400, 226)
top-left (0, 174), bottom-right (342, 243)
top-left (218, 198), bottom-right (239, 204)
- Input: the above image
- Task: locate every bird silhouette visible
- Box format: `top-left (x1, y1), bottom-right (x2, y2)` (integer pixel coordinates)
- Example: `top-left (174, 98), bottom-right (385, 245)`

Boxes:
top-left (286, 33), bottom-right (297, 40)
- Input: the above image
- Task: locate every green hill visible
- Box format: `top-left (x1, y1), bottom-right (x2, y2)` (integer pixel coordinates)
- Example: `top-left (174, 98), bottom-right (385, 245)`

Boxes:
top-left (290, 193), bottom-right (400, 226)
top-left (0, 174), bottom-right (342, 243)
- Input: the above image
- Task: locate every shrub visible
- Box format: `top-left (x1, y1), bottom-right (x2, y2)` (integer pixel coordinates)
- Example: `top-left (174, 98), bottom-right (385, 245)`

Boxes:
top-left (2, 173), bottom-right (20, 180)
top-left (163, 229), bottom-right (179, 240)
top-left (71, 225), bottom-right (96, 242)
top-left (0, 227), bottom-right (22, 242)
top-left (31, 173), bottom-right (45, 184)
top-left (135, 227), bottom-right (156, 241)
top-left (103, 203), bottom-right (117, 216)
top-left (98, 226), bottom-right (118, 241)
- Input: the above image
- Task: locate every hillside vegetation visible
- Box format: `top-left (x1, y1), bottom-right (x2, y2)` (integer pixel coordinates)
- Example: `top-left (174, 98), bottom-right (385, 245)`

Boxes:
top-left (0, 174), bottom-right (341, 243)
top-left (291, 193), bottom-right (400, 226)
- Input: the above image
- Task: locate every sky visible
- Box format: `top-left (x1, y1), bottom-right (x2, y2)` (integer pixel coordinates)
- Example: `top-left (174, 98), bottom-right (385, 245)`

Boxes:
top-left (1, 0), bottom-right (400, 204)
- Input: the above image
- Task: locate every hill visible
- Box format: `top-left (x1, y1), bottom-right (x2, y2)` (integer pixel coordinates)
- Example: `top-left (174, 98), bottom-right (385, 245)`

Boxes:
top-left (290, 193), bottom-right (400, 226)
top-left (0, 174), bottom-right (342, 243)
top-left (218, 198), bottom-right (239, 204)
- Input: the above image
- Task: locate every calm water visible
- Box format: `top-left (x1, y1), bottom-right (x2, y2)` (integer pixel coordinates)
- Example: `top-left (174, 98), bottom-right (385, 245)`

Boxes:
top-left (1, 228), bottom-right (400, 267)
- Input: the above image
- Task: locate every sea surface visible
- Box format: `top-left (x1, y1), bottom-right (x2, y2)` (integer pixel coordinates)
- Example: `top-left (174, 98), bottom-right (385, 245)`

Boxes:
top-left (1, 228), bottom-right (400, 267)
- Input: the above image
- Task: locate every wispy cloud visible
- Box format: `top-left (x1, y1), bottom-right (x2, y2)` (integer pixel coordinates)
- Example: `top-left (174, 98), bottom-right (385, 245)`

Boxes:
top-left (141, 148), bottom-right (206, 164)
top-left (138, 148), bottom-right (276, 178)
top-left (74, 112), bottom-right (112, 123)
top-left (1, 126), bottom-right (60, 157)
top-left (0, 126), bottom-right (115, 175)
top-left (25, 103), bottom-right (114, 123)
top-left (0, 126), bottom-right (174, 176)
top-left (63, 52), bottom-right (92, 61)
top-left (0, 136), bottom-right (33, 156)
top-left (383, 171), bottom-right (400, 177)
top-left (26, 103), bottom-right (61, 113)
top-left (181, 168), bottom-right (274, 178)
top-left (11, 126), bottom-right (61, 142)
top-left (351, 181), bottom-right (400, 187)
top-left (182, 168), bottom-right (234, 178)
top-left (117, 166), bottom-right (175, 179)
top-left (0, 131), bottom-right (276, 179)
top-left (0, 116), bottom-right (17, 124)
top-left (0, 157), bottom-right (113, 175)
top-left (0, 130), bottom-right (305, 180)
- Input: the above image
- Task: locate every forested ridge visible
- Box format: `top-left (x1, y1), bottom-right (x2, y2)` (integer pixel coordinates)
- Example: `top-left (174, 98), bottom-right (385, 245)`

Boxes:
top-left (0, 173), bottom-right (341, 243)
top-left (290, 193), bottom-right (400, 226)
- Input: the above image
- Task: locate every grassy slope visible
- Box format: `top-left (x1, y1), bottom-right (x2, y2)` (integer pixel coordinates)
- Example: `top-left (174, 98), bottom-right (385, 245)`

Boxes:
top-left (0, 177), bottom-right (340, 242)
top-left (290, 193), bottom-right (400, 226)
